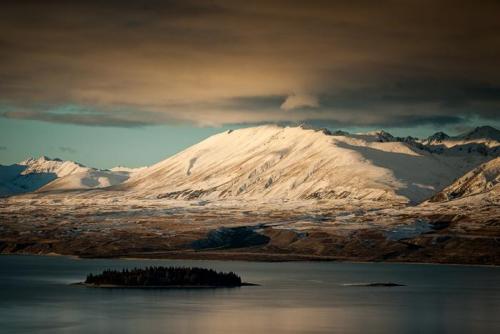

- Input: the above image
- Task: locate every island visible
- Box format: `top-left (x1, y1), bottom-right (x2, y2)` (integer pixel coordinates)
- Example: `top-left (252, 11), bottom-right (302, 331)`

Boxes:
top-left (78, 266), bottom-right (255, 288)
top-left (343, 282), bottom-right (406, 287)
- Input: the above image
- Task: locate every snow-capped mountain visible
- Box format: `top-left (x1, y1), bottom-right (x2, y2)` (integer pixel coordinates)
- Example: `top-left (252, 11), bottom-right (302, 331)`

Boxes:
top-left (3, 125), bottom-right (499, 203)
top-left (0, 156), bottom-right (88, 196)
top-left (37, 165), bottom-right (146, 192)
top-left (0, 156), bottom-right (136, 196)
top-left (459, 126), bottom-right (500, 141)
top-left (118, 125), bottom-right (498, 203)
top-left (430, 157), bottom-right (500, 202)
top-left (37, 169), bottom-right (129, 192)
top-left (19, 156), bottom-right (87, 178)
top-left (361, 130), bottom-right (396, 142)
top-left (424, 126), bottom-right (500, 148)
top-left (423, 131), bottom-right (450, 145)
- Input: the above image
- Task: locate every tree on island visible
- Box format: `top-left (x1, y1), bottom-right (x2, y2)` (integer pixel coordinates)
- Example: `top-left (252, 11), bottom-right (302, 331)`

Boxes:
top-left (85, 266), bottom-right (242, 287)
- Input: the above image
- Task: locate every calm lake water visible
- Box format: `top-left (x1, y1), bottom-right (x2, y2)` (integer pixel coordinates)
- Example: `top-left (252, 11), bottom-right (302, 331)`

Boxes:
top-left (1, 255), bottom-right (499, 333)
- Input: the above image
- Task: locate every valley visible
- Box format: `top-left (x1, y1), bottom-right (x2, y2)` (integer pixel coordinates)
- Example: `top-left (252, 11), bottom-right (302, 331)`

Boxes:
top-left (1, 195), bottom-right (498, 264)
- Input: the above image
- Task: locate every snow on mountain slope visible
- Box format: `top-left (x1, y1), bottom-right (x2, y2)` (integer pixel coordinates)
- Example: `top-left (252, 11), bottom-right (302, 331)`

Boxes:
top-left (19, 156), bottom-right (87, 177)
top-left (0, 156), bottom-right (134, 196)
top-left (37, 169), bottom-right (130, 192)
top-left (0, 156), bottom-right (88, 196)
top-left (424, 126), bottom-right (500, 148)
top-left (110, 166), bottom-right (147, 174)
top-left (119, 125), bottom-right (496, 203)
top-left (429, 157), bottom-right (500, 202)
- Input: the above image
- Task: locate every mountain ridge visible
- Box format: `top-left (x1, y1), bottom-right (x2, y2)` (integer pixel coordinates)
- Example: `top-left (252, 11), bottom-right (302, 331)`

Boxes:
top-left (116, 125), bottom-right (498, 203)
top-left (423, 126), bottom-right (500, 147)
top-left (0, 156), bottom-right (142, 196)
top-left (430, 157), bottom-right (500, 202)
top-left (2, 125), bottom-right (499, 204)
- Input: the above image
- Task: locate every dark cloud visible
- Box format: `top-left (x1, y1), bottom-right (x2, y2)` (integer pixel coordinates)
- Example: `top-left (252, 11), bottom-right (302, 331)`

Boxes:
top-left (0, 0), bottom-right (499, 128)
top-left (0, 146), bottom-right (7, 151)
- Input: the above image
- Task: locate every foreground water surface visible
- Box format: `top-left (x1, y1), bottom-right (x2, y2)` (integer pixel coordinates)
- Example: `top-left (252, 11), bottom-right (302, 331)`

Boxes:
top-left (1, 255), bottom-right (499, 333)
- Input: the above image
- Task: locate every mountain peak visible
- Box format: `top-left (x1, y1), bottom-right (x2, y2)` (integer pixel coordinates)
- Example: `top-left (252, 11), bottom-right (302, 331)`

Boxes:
top-left (122, 124), bottom-right (492, 204)
top-left (18, 156), bottom-right (87, 170)
top-left (37, 155), bottom-right (62, 162)
top-left (331, 130), bottom-right (350, 136)
top-left (297, 123), bottom-right (332, 135)
top-left (460, 126), bottom-right (500, 141)
top-left (426, 131), bottom-right (450, 143)
top-left (370, 130), bottom-right (395, 142)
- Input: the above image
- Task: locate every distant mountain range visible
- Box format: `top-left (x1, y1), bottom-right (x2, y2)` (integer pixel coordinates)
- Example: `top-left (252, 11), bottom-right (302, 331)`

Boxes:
top-left (422, 125), bottom-right (500, 146)
top-left (0, 156), bottom-right (142, 197)
top-left (1, 125), bottom-right (499, 204)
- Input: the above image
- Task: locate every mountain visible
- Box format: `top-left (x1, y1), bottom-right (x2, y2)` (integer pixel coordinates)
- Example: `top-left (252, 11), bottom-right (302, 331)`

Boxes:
top-left (424, 131), bottom-right (450, 144)
top-left (358, 130), bottom-right (396, 142)
top-left (0, 156), bottom-right (136, 196)
top-left (423, 126), bottom-right (500, 149)
top-left (37, 165), bottom-right (146, 192)
top-left (0, 156), bottom-right (88, 196)
top-left (3, 125), bottom-right (499, 203)
top-left (37, 169), bottom-right (129, 192)
top-left (430, 157), bottom-right (500, 202)
top-left (459, 126), bottom-right (500, 141)
top-left (118, 125), bottom-right (497, 203)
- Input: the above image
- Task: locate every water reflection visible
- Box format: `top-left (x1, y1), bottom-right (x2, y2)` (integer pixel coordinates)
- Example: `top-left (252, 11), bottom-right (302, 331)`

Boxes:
top-left (1, 256), bottom-right (499, 333)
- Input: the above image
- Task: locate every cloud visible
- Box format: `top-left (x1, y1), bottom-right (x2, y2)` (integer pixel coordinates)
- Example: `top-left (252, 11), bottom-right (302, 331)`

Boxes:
top-left (281, 94), bottom-right (319, 111)
top-left (1, 109), bottom-right (155, 127)
top-left (0, 1), bottom-right (499, 128)
top-left (58, 146), bottom-right (77, 154)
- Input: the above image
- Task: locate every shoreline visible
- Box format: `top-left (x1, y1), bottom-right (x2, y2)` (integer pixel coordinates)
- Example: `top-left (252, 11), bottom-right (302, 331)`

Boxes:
top-left (2, 252), bottom-right (499, 268)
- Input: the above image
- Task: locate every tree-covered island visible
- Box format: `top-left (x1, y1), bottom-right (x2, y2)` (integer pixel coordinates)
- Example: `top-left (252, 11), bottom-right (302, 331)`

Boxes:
top-left (82, 266), bottom-right (250, 288)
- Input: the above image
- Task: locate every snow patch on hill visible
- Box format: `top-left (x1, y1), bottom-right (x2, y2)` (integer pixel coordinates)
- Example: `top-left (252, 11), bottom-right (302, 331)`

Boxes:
top-left (110, 166), bottom-right (147, 174)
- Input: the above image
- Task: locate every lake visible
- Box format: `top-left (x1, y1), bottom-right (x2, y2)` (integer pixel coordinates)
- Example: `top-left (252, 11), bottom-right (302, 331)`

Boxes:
top-left (1, 255), bottom-right (499, 333)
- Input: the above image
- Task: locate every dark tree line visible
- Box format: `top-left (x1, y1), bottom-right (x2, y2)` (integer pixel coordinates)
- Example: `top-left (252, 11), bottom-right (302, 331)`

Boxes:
top-left (85, 266), bottom-right (242, 287)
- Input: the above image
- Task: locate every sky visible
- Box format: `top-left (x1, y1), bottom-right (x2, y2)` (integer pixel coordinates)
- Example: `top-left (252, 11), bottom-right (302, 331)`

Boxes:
top-left (1, 0), bottom-right (499, 168)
